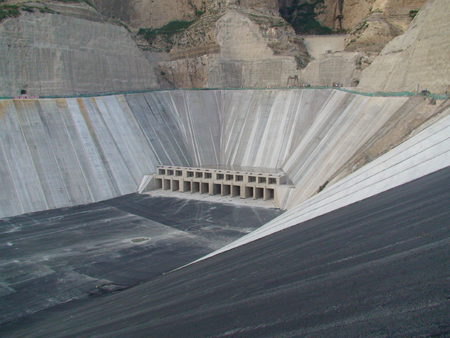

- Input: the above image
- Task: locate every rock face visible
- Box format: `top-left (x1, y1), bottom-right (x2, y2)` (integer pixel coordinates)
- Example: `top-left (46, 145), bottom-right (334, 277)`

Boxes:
top-left (0, 12), bottom-right (158, 97)
top-left (92, 0), bottom-right (204, 28)
top-left (358, 0), bottom-right (450, 94)
top-left (278, 0), bottom-right (426, 52)
top-left (300, 52), bottom-right (361, 87)
top-left (345, 11), bottom-right (404, 53)
top-left (348, 0), bottom-right (427, 30)
top-left (0, 0), bottom-right (444, 93)
top-left (159, 10), bottom-right (303, 88)
top-left (92, 0), bottom-right (280, 28)
top-left (324, 0), bottom-right (427, 31)
top-left (207, 11), bottom-right (299, 87)
top-left (342, 0), bottom-right (428, 53)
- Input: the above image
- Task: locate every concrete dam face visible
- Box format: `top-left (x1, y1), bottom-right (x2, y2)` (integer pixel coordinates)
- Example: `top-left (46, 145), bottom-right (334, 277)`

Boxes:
top-left (0, 89), bottom-right (419, 218)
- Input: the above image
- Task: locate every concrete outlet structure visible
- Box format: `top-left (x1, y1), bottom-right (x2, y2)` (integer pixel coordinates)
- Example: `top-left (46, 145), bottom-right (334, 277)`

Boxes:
top-left (153, 165), bottom-right (288, 207)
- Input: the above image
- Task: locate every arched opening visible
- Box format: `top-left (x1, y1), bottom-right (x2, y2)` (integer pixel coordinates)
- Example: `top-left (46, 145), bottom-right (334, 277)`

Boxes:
top-left (350, 79), bottom-right (360, 87)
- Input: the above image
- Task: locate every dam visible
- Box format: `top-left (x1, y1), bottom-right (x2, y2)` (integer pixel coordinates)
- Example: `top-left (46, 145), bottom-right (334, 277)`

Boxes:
top-left (1, 88), bottom-right (450, 337)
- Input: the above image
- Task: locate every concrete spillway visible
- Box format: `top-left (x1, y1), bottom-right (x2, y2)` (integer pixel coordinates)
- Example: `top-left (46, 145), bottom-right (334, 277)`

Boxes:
top-left (2, 89), bottom-right (433, 218)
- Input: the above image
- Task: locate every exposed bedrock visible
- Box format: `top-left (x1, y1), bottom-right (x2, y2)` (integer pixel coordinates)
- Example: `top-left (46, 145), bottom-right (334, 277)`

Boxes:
top-left (0, 12), bottom-right (158, 97)
top-left (1, 0), bottom-right (443, 93)
top-left (157, 10), bottom-right (306, 89)
top-left (1, 89), bottom-right (446, 218)
top-left (279, 0), bottom-right (427, 32)
top-left (91, 0), bottom-right (280, 29)
top-left (90, 0), bottom-right (426, 33)
top-left (358, 0), bottom-right (450, 94)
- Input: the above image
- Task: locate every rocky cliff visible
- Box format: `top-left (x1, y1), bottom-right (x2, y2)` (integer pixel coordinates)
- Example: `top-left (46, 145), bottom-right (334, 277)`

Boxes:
top-left (135, 0), bottom-right (434, 90)
top-left (0, 0), bottom-right (446, 94)
top-left (92, 0), bottom-right (204, 29)
top-left (91, 0), bottom-right (280, 29)
top-left (0, 2), bottom-right (158, 97)
top-left (278, 0), bottom-right (427, 33)
top-left (158, 10), bottom-right (306, 88)
top-left (358, 0), bottom-right (450, 94)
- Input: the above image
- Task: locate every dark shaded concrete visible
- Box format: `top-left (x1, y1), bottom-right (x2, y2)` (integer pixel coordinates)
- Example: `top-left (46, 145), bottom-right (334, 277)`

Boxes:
top-left (2, 167), bottom-right (450, 337)
top-left (0, 194), bottom-right (282, 325)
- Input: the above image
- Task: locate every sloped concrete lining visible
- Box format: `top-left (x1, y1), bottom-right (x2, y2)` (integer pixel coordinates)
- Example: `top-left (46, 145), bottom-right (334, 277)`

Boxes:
top-left (0, 89), bottom-right (434, 218)
top-left (196, 106), bottom-right (450, 262)
top-left (0, 92), bottom-right (221, 218)
top-left (219, 90), bottom-right (410, 208)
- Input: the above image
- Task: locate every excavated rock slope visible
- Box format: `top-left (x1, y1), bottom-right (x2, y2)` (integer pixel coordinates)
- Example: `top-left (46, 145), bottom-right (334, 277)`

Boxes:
top-left (158, 11), bottom-right (301, 88)
top-left (358, 0), bottom-right (450, 94)
top-left (91, 0), bottom-right (280, 29)
top-left (0, 12), bottom-right (157, 97)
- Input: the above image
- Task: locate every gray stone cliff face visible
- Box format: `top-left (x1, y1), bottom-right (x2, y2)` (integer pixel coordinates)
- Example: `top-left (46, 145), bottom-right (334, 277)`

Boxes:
top-left (0, 12), bottom-right (158, 97)
top-left (0, 0), bottom-right (446, 94)
top-left (91, 0), bottom-right (279, 28)
top-left (157, 10), bottom-right (303, 89)
top-left (358, 0), bottom-right (450, 94)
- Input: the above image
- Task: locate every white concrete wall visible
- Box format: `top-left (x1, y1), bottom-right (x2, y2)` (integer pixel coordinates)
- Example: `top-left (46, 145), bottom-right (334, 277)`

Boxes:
top-left (0, 91), bottom-right (221, 218)
top-left (0, 89), bottom-right (432, 219)
top-left (220, 89), bottom-right (409, 208)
